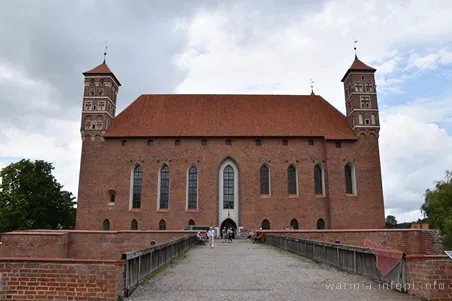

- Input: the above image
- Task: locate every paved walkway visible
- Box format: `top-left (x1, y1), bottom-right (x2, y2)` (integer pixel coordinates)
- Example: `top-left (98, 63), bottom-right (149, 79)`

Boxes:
top-left (126, 240), bottom-right (420, 301)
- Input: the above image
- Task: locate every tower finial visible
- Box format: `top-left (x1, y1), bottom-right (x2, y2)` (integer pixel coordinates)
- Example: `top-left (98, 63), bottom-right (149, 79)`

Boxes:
top-left (103, 41), bottom-right (108, 64)
top-left (354, 39), bottom-right (358, 59)
top-left (310, 78), bottom-right (315, 95)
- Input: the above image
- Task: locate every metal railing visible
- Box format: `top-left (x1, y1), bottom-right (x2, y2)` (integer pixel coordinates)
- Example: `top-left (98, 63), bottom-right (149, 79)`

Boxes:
top-left (122, 235), bottom-right (196, 297)
top-left (264, 235), bottom-right (405, 292)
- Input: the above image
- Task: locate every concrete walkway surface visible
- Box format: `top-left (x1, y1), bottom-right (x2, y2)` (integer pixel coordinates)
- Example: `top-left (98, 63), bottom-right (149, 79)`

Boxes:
top-left (126, 240), bottom-right (420, 301)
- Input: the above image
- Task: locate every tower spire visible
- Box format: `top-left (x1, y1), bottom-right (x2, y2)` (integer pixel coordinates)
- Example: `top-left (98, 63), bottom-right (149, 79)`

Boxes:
top-left (354, 39), bottom-right (358, 59)
top-left (103, 41), bottom-right (108, 64)
top-left (310, 78), bottom-right (315, 95)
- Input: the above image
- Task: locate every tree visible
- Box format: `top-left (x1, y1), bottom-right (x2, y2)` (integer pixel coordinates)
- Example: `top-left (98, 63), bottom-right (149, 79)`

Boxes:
top-left (385, 215), bottom-right (398, 228)
top-left (0, 159), bottom-right (76, 232)
top-left (421, 170), bottom-right (452, 249)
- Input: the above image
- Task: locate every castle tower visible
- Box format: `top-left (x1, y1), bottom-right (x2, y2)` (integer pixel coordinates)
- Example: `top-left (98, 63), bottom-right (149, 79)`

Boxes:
top-left (80, 61), bottom-right (121, 140)
top-left (341, 55), bottom-right (380, 137)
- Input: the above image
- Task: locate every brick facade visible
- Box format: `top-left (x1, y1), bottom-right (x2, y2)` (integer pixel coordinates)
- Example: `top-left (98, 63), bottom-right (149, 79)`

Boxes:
top-left (0, 259), bottom-right (124, 301)
top-left (405, 255), bottom-right (452, 301)
top-left (76, 57), bottom-right (385, 231)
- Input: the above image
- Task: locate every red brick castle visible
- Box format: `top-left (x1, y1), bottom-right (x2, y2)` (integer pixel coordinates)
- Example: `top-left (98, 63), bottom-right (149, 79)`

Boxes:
top-left (75, 55), bottom-right (385, 231)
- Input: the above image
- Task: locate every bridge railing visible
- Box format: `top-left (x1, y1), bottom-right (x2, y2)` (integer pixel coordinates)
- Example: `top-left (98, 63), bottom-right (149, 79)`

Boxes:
top-left (264, 234), bottom-right (405, 292)
top-left (122, 235), bottom-right (196, 297)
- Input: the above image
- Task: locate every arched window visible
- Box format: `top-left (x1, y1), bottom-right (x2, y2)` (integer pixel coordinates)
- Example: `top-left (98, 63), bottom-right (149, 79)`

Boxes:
top-left (159, 219), bottom-right (166, 230)
top-left (84, 116), bottom-right (92, 130)
top-left (317, 218), bottom-right (325, 230)
top-left (132, 165), bottom-right (142, 209)
top-left (159, 165), bottom-right (170, 209)
top-left (131, 219), bottom-right (138, 230)
top-left (290, 219), bottom-right (299, 230)
top-left (288, 165), bottom-right (297, 195)
top-left (261, 219), bottom-right (270, 230)
top-left (371, 114), bottom-right (376, 125)
top-left (260, 165), bottom-right (270, 195)
top-left (344, 163), bottom-right (357, 195)
top-left (188, 219), bottom-right (195, 226)
top-left (223, 165), bottom-right (234, 209)
top-left (314, 165), bottom-right (324, 195)
top-left (358, 114), bottom-right (363, 125)
top-left (103, 219), bottom-right (110, 231)
top-left (187, 166), bottom-right (198, 209)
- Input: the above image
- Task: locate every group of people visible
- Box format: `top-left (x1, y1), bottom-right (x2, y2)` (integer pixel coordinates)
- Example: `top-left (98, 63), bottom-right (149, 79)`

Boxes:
top-left (195, 226), bottom-right (236, 248)
top-left (246, 229), bottom-right (264, 243)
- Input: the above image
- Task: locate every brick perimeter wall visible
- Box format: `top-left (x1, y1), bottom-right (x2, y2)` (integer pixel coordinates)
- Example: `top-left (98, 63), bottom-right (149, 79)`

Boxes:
top-left (405, 255), bottom-right (452, 301)
top-left (0, 230), bottom-right (196, 260)
top-left (0, 259), bottom-right (125, 301)
top-left (262, 229), bottom-right (443, 255)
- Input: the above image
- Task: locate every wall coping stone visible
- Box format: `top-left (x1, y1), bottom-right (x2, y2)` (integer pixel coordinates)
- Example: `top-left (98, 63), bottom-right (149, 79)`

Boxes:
top-left (0, 257), bottom-right (126, 265)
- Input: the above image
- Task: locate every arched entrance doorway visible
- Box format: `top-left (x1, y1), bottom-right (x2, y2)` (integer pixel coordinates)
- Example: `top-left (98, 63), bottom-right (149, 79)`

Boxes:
top-left (220, 218), bottom-right (237, 239)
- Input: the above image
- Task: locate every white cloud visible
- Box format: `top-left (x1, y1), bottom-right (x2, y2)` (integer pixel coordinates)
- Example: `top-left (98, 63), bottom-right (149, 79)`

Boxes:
top-left (173, 0), bottom-right (452, 223)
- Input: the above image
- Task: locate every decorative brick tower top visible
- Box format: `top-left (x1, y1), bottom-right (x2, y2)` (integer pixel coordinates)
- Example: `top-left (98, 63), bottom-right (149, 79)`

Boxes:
top-left (80, 60), bottom-right (121, 140)
top-left (341, 55), bottom-right (380, 137)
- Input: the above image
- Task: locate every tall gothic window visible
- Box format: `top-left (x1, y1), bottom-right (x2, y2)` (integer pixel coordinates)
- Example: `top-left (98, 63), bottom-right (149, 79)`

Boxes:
top-left (103, 219), bottom-right (110, 231)
top-left (223, 165), bottom-right (234, 209)
top-left (132, 165), bottom-right (142, 208)
top-left (131, 219), bottom-right (138, 230)
top-left (288, 165), bottom-right (297, 194)
top-left (260, 165), bottom-right (270, 195)
top-left (188, 166), bottom-right (198, 209)
top-left (314, 165), bottom-right (323, 195)
top-left (159, 165), bottom-right (170, 209)
top-left (345, 163), bottom-right (357, 195)
top-left (159, 219), bottom-right (166, 230)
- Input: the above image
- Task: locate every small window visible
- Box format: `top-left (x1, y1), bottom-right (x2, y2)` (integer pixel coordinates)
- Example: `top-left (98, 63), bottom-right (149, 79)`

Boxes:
top-left (100, 79), bottom-right (104, 85)
top-left (255, 139), bottom-right (261, 146)
top-left (308, 140), bottom-right (314, 146)
top-left (131, 219), bottom-right (138, 230)
top-left (148, 140), bottom-right (153, 146)
top-left (175, 139), bottom-right (181, 146)
top-left (110, 194), bottom-right (115, 203)
top-left (282, 139), bottom-right (288, 146)
top-left (103, 219), bottom-right (110, 231)
top-left (226, 139), bottom-right (232, 145)
top-left (90, 79), bottom-right (95, 85)
top-left (336, 142), bottom-right (341, 148)
top-left (122, 140), bottom-right (127, 146)
top-left (201, 139), bottom-right (207, 146)
top-left (361, 76), bottom-right (365, 80)
top-left (98, 88), bottom-right (104, 96)
top-left (159, 219), bottom-right (167, 230)
top-left (89, 89), bottom-right (95, 96)
top-left (365, 119), bottom-right (370, 125)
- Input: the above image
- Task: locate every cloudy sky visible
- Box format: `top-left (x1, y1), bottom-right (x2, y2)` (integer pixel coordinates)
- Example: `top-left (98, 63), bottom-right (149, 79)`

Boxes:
top-left (1, 0), bottom-right (451, 223)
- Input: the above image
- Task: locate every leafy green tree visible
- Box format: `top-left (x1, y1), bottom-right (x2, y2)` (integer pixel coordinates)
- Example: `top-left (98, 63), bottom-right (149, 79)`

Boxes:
top-left (421, 170), bottom-right (452, 249)
top-left (385, 215), bottom-right (398, 228)
top-left (0, 159), bottom-right (76, 232)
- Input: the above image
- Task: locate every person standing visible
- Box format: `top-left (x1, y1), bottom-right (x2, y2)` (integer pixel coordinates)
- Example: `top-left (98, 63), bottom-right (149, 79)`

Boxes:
top-left (207, 227), bottom-right (215, 248)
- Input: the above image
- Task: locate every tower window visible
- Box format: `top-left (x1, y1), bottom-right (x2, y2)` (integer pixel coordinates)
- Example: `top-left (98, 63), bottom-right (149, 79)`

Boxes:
top-left (201, 139), bottom-right (207, 146)
top-left (361, 76), bottom-right (365, 80)
top-left (365, 83), bottom-right (373, 92)
top-left (99, 88), bottom-right (104, 96)
top-left (336, 142), bottom-right (341, 148)
top-left (175, 139), bottom-right (181, 146)
top-left (226, 139), bottom-right (232, 146)
top-left (308, 140), bottom-right (314, 146)
top-left (148, 140), bottom-right (153, 146)
top-left (256, 139), bottom-right (261, 146)
top-left (110, 194), bottom-right (115, 203)
top-left (122, 140), bottom-right (127, 146)
top-left (282, 139), bottom-right (288, 146)
top-left (365, 119), bottom-right (370, 125)
top-left (100, 79), bottom-right (104, 85)
top-left (355, 82), bottom-right (363, 92)
top-left (89, 89), bottom-right (95, 96)
top-left (84, 101), bottom-right (92, 111)
top-left (98, 101), bottom-right (105, 111)
top-left (90, 79), bottom-right (95, 85)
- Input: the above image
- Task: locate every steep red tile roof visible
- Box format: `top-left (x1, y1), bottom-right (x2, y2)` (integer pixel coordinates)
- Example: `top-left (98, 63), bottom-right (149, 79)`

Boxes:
top-left (341, 55), bottom-right (376, 82)
top-left (83, 62), bottom-right (121, 86)
top-left (104, 94), bottom-right (357, 140)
